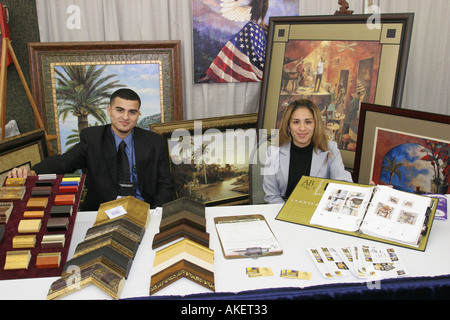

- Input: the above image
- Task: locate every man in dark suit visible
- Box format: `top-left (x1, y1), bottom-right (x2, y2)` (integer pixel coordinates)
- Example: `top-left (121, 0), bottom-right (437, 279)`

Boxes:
top-left (8, 88), bottom-right (174, 211)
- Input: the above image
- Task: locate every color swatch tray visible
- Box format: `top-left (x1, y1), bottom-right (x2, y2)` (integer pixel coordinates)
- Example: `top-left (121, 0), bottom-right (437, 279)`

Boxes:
top-left (0, 174), bottom-right (85, 280)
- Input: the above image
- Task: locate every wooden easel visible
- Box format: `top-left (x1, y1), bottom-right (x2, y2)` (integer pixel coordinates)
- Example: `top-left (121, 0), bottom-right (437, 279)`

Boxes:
top-left (0, 3), bottom-right (54, 154)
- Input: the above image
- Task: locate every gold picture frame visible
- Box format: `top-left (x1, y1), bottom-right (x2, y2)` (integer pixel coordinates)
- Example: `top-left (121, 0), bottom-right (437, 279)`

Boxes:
top-left (0, 128), bottom-right (49, 184)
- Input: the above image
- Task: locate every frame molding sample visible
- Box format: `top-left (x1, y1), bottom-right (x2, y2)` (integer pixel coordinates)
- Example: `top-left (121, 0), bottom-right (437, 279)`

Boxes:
top-left (47, 197), bottom-right (150, 299)
top-left (150, 239), bottom-right (215, 295)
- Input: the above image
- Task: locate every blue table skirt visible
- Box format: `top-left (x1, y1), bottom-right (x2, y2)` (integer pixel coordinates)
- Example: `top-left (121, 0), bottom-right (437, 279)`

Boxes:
top-left (136, 274), bottom-right (450, 300)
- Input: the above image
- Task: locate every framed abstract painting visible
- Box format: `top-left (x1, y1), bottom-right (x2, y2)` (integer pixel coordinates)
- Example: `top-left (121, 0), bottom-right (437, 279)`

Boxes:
top-left (354, 103), bottom-right (449, 195)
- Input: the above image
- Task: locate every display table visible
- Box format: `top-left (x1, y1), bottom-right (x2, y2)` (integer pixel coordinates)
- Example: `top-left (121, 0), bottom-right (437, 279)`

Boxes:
top-left (0, 203), bottom-right (449, 300)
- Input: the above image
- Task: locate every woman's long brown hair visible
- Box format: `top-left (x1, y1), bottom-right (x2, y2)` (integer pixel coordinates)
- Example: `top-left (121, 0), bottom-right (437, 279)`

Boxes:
top-left (278, 99), bottom-right (329, 154)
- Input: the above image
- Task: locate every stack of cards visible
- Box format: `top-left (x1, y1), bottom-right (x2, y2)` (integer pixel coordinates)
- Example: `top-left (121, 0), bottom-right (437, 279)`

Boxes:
top-left (308, 245), bottom-right (408, 280)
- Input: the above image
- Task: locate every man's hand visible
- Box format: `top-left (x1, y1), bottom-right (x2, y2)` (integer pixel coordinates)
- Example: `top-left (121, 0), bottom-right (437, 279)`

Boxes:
top-left (7, 166), bottom-right (36, 178)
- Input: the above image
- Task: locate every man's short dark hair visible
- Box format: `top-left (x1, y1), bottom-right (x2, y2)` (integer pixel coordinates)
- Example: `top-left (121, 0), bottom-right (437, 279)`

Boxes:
top-left (110, 88), bottom-right (141, 107)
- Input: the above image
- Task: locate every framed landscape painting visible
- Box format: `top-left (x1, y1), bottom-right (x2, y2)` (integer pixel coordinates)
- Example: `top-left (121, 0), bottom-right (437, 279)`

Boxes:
top-left (150, 113), bottom-right (258, 206)
top-left (258, 14), bottom-right (414, 168)
top-left (28, 41), bottom-right (183, 154)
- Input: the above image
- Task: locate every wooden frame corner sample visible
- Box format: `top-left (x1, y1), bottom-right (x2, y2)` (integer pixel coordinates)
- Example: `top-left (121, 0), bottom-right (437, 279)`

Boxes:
top-left (159, 211), bottom-right (207, 233)
top-left (258, 14), bottom-right (414, 169)
top-left (95, 196), bottom-right (150, 228)
top-left (150, 239), bottom-right (215, 295)
top-left (162, 196), bottom-right (205, 218)
top-left (149, 259), bottom-right (215, 295)
top-left (47, 263), bottom-right (125, 300)
top-left (152, 223), bottom-right (210, 249)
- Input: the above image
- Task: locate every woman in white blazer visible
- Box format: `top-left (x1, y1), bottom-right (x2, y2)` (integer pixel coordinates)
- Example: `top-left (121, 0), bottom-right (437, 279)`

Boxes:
top-left (263, 99), bottom-right (353, 204)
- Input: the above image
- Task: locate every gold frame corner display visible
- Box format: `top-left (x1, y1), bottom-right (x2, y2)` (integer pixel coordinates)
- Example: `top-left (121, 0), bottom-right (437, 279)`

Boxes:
top-left (28, 41), bottom-right (183, 154)
top-left (0, 129), bottom-right (49, 183)
top-left (150, 113), bottom-right (258, 206)
top-left (258, 14), bottom-right (414, 169)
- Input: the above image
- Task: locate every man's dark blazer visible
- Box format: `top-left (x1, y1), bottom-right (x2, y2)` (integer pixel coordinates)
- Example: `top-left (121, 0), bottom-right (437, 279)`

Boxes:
top-left (33, 125), bottom-right (174, 211)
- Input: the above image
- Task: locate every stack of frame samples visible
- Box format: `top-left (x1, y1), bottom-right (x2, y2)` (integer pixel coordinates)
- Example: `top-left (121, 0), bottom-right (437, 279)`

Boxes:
top-left (47, 196), bottom-right (149, 300)
top-left (150, 197), bottom-right (215, 295)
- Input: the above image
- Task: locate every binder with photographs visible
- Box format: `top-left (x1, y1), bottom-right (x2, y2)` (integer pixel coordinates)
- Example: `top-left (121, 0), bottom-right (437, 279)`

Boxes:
top-left (276, 176), bottom-right (438, 251)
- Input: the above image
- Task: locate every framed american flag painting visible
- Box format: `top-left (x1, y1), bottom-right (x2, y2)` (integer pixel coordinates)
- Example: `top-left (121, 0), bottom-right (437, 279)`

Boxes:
top-left (192, 0), bottom-right (298, 83)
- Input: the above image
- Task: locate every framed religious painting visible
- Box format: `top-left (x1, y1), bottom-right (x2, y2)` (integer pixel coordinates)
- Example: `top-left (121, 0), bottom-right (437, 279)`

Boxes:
top-left (28, 41), bottom-right (183, 154)
top-left (150, 113), bottom-right (258, 206)
top-left (354, 103), bottom-right (449, 196)
top-left (258, 14), bottom-right (414, 169)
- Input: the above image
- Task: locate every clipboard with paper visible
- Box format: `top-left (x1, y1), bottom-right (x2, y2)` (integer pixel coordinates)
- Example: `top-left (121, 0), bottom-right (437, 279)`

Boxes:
top-left (214, 215), bottom-right (283, 259)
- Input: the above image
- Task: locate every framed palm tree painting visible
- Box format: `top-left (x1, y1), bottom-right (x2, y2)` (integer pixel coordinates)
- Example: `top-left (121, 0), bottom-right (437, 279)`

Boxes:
top-left (28, 41), bottom-right (183, 154)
